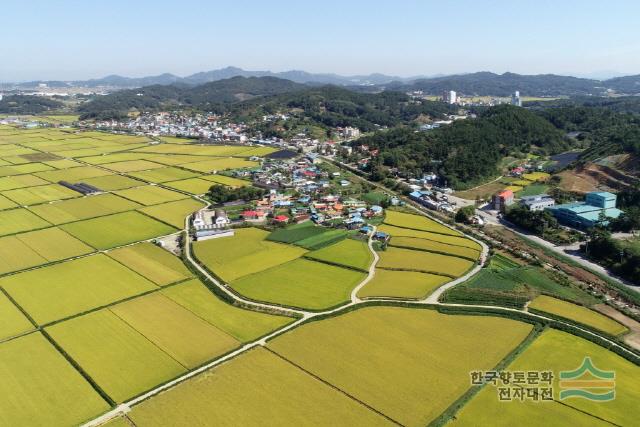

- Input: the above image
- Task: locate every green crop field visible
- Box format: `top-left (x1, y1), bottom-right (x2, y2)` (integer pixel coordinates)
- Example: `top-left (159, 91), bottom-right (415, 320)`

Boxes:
top-left (451, 329), bottom-right (640, 426)
top-left (47, 309), bottom-right (186, 403)
top-left (163, 177), bottom-right (214, 194)
top-left (377, 247), bottom-right (474, 277)
top-left (268, 306), bottom-right (533, 426)
top-left (162, 279), bottom-right (294, 342)
top-left (296, 228), bottom-right (348, 249)
top-left (388, 236), bottom-right (480, 260)
top-left (0, 208), bottom-right (51, 236)
top-left (0, 235), bottom-right (49, 274)
top-left (0, 292), bottom-right (34, 340)
top-left (110, 293), bottom-right (240, 368)
top-left (115, 185), bottom-right (188, 206)
top-left (0, 333), bottom-right (110, 427)
top-left (358, 269), bottom-right (449, 299)
top-left (231, 258), bottom-right (365, 310)
top-left (2, 183), bottom-right (79, 205)
top-left (27, 193), bottom-right (141, 225)
top-left (201, 174), bottom-right (251, 187)
top-left (107, 242), bottom-right (192, 286)
top-left (61, 211), bottom-right (177, 249)
top-left (1, 254), bottom-right (157, 325)
top-left (305, 238), bottom-right (373, 271)
top-left (266, 221), bottom-right (327, 244)
top-left (102, 159), bottom-right (164, 173)
top-left (529, 296), bottom-right (628, 336)
top-left (129, 166), bottom-right (199, 183)
top-left (378, 224), bottom-right (481, 250)
top-left (138, 198), bottom-right (206, 228)
top-left (179, 157), bottom-right (258, 173)
top-left (193, 228), bottom-right (307, 282)
top-left (384, 210), bottom-right (462, 236)
top-left (127, 347), bottom-right (391, 426)
top-left (0, 174), bottom-right (49, 191)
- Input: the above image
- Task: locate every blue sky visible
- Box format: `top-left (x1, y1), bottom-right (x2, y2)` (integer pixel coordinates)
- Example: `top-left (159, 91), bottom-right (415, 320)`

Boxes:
top-left (2, 0), bottom-right (639, 81)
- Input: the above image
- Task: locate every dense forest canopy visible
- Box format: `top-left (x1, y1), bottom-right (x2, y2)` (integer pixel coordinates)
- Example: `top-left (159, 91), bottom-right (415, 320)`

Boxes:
top-left (352, 105), bottom-right (569, 188)
top-left (0, 95), bottom-right (63, 114)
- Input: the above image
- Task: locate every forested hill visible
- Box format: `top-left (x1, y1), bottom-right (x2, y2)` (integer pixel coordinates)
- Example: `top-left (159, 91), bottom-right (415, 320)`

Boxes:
top-left (77, 76), bottom-right (307, 119)
top-left (387, 72), bottom-right (606, 97)
top-left (0, 95), bottom-right (63, 114)
top-left (352, 105), bottom-right (569, 188)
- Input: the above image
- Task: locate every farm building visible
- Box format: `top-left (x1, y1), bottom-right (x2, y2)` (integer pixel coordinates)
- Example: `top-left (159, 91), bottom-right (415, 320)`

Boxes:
top-left (545, 191), bottom-right (622, 229)
top-left (520, 194), bottom-right (555, 211)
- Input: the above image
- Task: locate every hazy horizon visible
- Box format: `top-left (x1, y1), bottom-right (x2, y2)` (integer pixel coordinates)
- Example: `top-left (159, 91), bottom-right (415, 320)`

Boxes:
top-left (2, 0), bottom-right (639, 82)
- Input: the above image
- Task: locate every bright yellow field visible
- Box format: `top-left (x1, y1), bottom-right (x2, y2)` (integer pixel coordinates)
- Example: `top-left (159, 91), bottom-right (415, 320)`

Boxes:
top-left (163, 177), bottom-right (215, 194)
top-left (0, 333), bottom-right (110, 426)
top-left (162, 279), bottom-right (295, 342)
top-left (138, 198), bottom-right (206, 228)
top-left (128, 347), bottom-right (393, 426)
top-left (384, 210), bottom-right (462, 236)
top-left (505, 185), bottom-right (524, 192)
top-left (179, 157), bottom-right (258, 173)
top-left (358, 269), bottom-right (449, 299)
top-left (523, 172), bottom-right (551, 182)
top-left (529, 296), bottom-right (628, 336)
top-left (47, 309), bottom-right (186, 403)
top-left (110, 293), bottom-right (240, 368)
top-left (114, 185), bottom-right (188, 206)
top-left (102, 159), bottom-right (164, 173)
top-left (377, 247), bottom-right (474, 278)
top-left (107, 242), bottom-right (192, 286)
top-left (1, 254), bottom-right (157, 325)
top-left (389, 236), bottom-right (480, 260)
top-left (268, 306), bottom-right (533, 426)
top-left (27, 193), bottom-right (141, 225)
top-left (193, 228), bottom-right (307, 282)
top-left (451, 329), bottom-right (640, 427)
top-left (378, 224), bottom-right (481, 250)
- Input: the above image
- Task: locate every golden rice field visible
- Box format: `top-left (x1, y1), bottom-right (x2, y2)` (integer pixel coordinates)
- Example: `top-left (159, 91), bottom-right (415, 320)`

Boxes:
top-left (304, 238), bottom-right (373, 271)
top-left (138, 198), bottom-right (207, 228)
top-left (163, 177), bottom-right (215, 194)
top-left (523, 172), bottom-right (551, 182)
top-left (178, 157), bottom-right (258, 173)
top-left (193, 228), bottom-right (307, 282)
top-left (388, 235), bottom-right (480, 260)
top-left (201, 173), bottom-right (251, 187)
top-left (358, 269), bottom-right (449, 299)
top-left (268, 306), bottom-right (533, 426)
top-left (378, 224), bottom-right (481, 250)
top-left (27, 193), bottom-right (141, 225)
top-left (127, 348), bottom-right (392, 426)
top-left (529, 296), bottom-right (628, 336)
top-left (0, 292), bottom-right (34, 340)
top-left (450, 329), bottom-right (640, 427)
top-left (377, 246), bottom-right (474, 278)
top-left (114, 185), bottom-right (188, 206)
top-left (383, 210), bottom-right (462, 236)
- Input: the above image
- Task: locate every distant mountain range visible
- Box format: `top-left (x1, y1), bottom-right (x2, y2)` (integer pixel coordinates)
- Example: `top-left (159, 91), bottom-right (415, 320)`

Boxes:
top-left (3, 67), bottom-right (640, 96)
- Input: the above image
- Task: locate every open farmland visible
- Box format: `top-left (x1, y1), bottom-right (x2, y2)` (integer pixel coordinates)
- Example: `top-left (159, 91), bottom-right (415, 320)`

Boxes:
top-left (0, 174), bottom-right (49, 191)
top-left (0, 208), bottom-right (51, 236)
top-left (377, 246), bottom-right (474, 278)
top-left (14, 226), bottom-right (93, 261)
top-left (193, 228), bottom-right (307, 282)
top-left (0, 292), bottom-right (34, 340)
top-left (80, 174), bottom-right (143, 190)
top-left (0, 333), bottom-right (110, 427)
top-left (27, 193), bottom-right (141, 225)
top-left (2, 183), bottom-right (79, 205)
top-left (384, 210), bottom-right (462, 236)
top-left (162, 279), bottom-right (295, 342)
top-left (61, 211), bottom-right (177, 249)
top-left (128, 347), bottom-right (392, 426)
top-left (388, 235), bottom-right (480, 260)
top-left (201, 174), bottom-right (251, 187)
top-left (114, 185), bottom-right (188, 206)
top-left (450, 329), bottom-right (640, 427)
top-left (178, 157), bottom-right (258, 172)
top-left (358, 269), bottom-right (449, 299)
top-left (0, 194), bottom-right (17, 210)
top-left (110, 293), bottom-right (240, 368)
top-left (0, 254), bottom-right (158, 324)
top-left (107, 242), bottom-right (192, 286)
top-left (305, 238), bottom-right (373, 271)
top-left (46, 309), bottom-right (186, 403)
top-left (529, 295), bottom-right (628, 336)
top-left (138, 198), bottom-right (207, 228)
top-left (102, 159), bottom-right (164, 173)
top-left (231, 258), bottom-right (366, 310)
top-left (378, 224), bottom-right (481, 250)
top-left (266, 221), bottom-right (348, 249)
top-left (268, 306), bottom-right (533, 426)
top-left (163, 177), bottom-right (215, 194)
top-left (128, 166), bottom-right (199, 183)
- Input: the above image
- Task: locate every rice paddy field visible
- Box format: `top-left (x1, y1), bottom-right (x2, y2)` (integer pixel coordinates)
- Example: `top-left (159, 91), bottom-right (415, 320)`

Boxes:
top-left (0, 292), bottom-right (34, 340)
top-left (305, 238), bottom-right (373, 271)
top-left (114, 185), bottom-right (188, 206)
top-left (266, 221), bottom-right (348, 249)
top-left (378, 224), bottom-right (481, 250)
top-left (388, 235), bottom-right (480, 260)
top-left (377, 246), bottom-right (474, 278)
top-left (27, 193), bottom-right (141, 225)
top-left (358, 269), bottom-right (449, 299)
top-left (450, 329), bottom-right (640, 427)
top-left (267, 306), bottom-right (533, 426)
top-left (384, 209), bottom-right (462, 236)
top-left (193, 228), bottom-right (307, 282)
top-left (529, 295), bottom-right (628, 336)
top-left (138, 198), bottom-right (207, 228)
top-left (231, 258), bottom-right (366, 309)
top-left (163, 177), bottom-right (216, 194)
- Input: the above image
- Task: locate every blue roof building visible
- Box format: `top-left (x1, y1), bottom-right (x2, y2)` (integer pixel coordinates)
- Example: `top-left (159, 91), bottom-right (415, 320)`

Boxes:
top-left (545, 191), bottom-right (622, 229)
